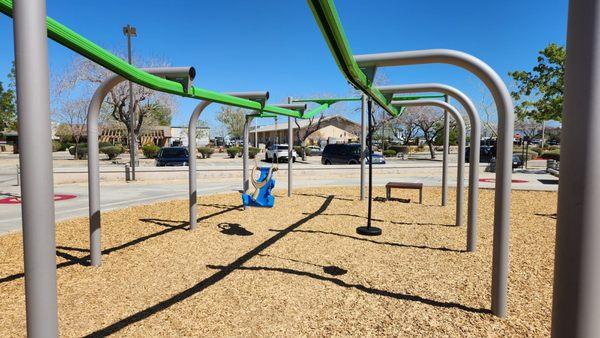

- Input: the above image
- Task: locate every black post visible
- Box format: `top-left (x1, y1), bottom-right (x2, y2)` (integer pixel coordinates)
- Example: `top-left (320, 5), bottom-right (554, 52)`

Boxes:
top-left (357, 99), bottom-right (382, 236)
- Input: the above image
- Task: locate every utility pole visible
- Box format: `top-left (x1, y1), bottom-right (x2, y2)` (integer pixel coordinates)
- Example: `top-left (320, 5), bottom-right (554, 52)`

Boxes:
top-left (123, 24), bottom-right (137, 180)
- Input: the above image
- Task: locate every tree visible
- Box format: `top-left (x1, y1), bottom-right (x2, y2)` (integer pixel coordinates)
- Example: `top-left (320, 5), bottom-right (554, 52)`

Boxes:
top-left (54, 99), bottom-right (88, 158)
top-left (394, 113), bottom-right (419, 145)
top-left (409, 106), bottom-right (445, 159)
top-left (294, 113), bottom-right (325, 160)
top-left (515, 117), bottom-right (542, 142)
top-left (509, 43), bottom-right (565, 122)
top-left (53, 55), bottom-right (177, 148)
top-left (0, 62), bottom-right (17, 131)
top-left (216, 106), bottom-right (247, 140)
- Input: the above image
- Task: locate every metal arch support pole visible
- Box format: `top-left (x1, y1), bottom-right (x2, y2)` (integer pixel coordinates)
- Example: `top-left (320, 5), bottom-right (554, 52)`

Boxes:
top-left (13, 0), bottom-right (59, 335)
top-left (376, 83), bottom-right (481, 252)
top-left (254, 119), bottom-right (258, 147)
top-left (442, 95), bottom-right (450, 206)
top-left (360, 95), bottom-right (366, 200)
top-left (188, 101), bottom-right (212, 230)
top-left (551, 0), bottom-right (600, 336)
top-left (189, 91), bottom-right (268, 226)
top-left (358, 49), bottom-right (514, 317)
top-left (87, 67), bottom-right (195, 266)
top-left (243, 115), bottom-right (254, 209)
top-left (288, 97), bottom-right (293, 197)
top-left (392, 100), bottom-right (466, 228)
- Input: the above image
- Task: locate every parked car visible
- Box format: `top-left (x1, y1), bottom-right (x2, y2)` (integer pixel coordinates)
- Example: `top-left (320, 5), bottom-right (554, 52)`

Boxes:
top-left (465, 145), bottom-right (497, 163)
top-left (512, 154), bottom-right (524, 168)
top-left (265, 144), bottom-right (297, 162)
top-left (321, 143), bottom-right (385, 165)
top-left (155, 147), bottom-right (189, 166)
top-left (307, 145), bottom-right (323, 156)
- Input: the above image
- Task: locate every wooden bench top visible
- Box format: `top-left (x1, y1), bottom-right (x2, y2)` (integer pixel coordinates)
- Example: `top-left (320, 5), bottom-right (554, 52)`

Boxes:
top-left (385, 182), bottom-right (423, 189)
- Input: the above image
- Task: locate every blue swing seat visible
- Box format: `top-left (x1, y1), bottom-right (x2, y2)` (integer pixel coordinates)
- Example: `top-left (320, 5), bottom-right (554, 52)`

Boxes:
top-left (242, 167), bottom-right (276, 208)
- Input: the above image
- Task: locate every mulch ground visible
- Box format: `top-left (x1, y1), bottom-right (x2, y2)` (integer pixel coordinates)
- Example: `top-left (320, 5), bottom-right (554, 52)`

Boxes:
top-left (0, 186), bottom-right (557, 337)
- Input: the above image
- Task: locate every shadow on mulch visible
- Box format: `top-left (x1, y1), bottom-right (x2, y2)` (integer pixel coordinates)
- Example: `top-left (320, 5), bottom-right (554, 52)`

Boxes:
top-left (0, 204), bottom-right (243, 284)
top-left (258, 253), bottom-right (348, 276)
top-left (83, 196), bottom-right (336, 337)
top-left (535, 212), bottom-right (557, 220)
top-left (295, 192), bottom-right (355, 202)
top-left (373, 196), bottom-right (411, 203)
top-left (218, 223), bottom-right (253, 236)
top-left (302, 212), bottom-right (454, 228)
top-left (268, 229), bottom-right (464, 253)
top-left (207, 264), bottom-right (489, 315)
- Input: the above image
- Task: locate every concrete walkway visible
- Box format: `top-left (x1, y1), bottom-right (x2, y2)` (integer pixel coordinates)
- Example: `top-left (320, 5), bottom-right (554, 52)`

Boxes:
top-left (0, 165), bottom-right (558, 235)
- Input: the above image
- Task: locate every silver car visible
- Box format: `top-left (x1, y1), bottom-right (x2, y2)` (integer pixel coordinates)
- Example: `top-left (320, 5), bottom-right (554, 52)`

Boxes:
top-left (265, 144), bottom-right (297, 163)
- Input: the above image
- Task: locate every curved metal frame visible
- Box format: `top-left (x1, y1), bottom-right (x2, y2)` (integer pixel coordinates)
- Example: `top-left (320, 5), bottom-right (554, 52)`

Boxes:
top-left (355, 49), bottom-right (514, 317)
top-left (377, 83), bottom-right (482, 252)
top-left (87, 67), bottom-right (194, 267)
top-left (391, 100), bottom-right (466, 228)
top-left (189, 91), bottom-right (269, 229)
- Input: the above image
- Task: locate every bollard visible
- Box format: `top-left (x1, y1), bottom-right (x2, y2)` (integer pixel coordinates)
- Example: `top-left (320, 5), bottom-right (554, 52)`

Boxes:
top-left (125, 164), bottom-right (131, 182)
top-left (16, 164), bottom-right (20, 186)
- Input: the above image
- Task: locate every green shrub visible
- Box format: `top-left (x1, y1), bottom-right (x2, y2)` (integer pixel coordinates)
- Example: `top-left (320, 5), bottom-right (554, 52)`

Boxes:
top-left (99, 141), bottom-right (113, 148)
top-left (513, 147), bottom-right (539, 160)
top-left (389, 145), bottom-right (409, 155)
top-left (198, 146), bottom-right (214, 159)
top-left (249, 147), bottom-right (260, 159)
top-left (383, 149), bottom-right (397, 157)
top-left (142, 144), bottom-right (160, 159)
top-left (51, 140), bottom-right (62, 152)
top-left (68, 144), bottom-right (88, 159)
top-left (100, 145), bottom-right (125, 160)
top-left (226, 147), bottom-right (240, 158)
top-left (541, 152), bottom-right (560, 161)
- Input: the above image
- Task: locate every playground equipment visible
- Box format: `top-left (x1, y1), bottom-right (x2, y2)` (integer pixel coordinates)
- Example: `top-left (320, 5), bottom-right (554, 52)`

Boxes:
top-left (551, 1), bottom-right (600, 335)
top-left (244, 102), bottom-right (307, 201)
top-left (307, 0), bottom-right (514, 317)
top-left (291, 94), bottom-right (443, 201)
top-left (377, 83), bottom-right (482, 251)
top-left (5, 0), bottom-right (599, 335)
top-left (390, 100), bottom-right (466, 228)
top-left (87, 67), bottom-right (195, 267)
top-left (241, 160), bottom-right (278, 208)
top-left (188, 92), bottom-right (270, 230)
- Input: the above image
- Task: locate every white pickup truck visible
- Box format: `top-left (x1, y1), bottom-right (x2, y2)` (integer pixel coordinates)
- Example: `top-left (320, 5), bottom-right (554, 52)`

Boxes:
top-left (265, 144), bottom-right (297, 163)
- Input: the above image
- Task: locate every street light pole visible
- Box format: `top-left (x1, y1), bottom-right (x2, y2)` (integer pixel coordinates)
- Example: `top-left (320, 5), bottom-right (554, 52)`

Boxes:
top-left (123, 24), bottom-right (137, 180)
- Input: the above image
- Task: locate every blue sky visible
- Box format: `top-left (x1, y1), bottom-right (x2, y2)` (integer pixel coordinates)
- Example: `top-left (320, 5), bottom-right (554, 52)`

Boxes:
top-left (0, 0), bottom-right (568, 129)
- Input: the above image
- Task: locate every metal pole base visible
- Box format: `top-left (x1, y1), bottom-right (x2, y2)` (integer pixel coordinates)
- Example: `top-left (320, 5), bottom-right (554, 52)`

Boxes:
top-left (356, 226), bottom-right (382, 236)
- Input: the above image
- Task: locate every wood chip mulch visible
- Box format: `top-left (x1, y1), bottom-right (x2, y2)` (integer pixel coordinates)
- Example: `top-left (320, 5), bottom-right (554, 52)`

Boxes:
top-left (0, 186), bottom-right (557, 336)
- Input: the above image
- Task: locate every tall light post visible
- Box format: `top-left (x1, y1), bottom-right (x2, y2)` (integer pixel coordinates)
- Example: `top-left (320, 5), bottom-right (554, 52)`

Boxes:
top-left (123, 24), bottom-right (137, 180)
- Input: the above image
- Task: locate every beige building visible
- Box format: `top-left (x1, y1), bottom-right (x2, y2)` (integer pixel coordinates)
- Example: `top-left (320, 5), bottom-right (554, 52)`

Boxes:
top-left (251, 114), bottom-right (360, 146)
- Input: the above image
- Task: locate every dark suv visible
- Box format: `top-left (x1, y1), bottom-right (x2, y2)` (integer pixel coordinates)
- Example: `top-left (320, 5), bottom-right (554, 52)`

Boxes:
top-left (321, 143), bottom-right (385, 165)
top-left (155, 147), bottom-right (189, 166)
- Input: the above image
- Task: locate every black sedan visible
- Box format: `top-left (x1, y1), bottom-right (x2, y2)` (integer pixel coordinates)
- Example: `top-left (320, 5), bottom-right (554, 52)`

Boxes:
top-left (155, 147), bottom-right (189, 166)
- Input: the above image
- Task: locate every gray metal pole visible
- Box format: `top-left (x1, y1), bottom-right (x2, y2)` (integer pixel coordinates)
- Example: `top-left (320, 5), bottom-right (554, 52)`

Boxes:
top-left (254, 119), bottom-right (258, 147)
top-left (189, 91), bottom-right (268, 228)
top-left (358, 49), bottom-right (514, 317)
top-left (188, 101), bottom-right (211, 230)
top-left (360, 95), bottom-right (366, 200)
top-left (552, 0), bottom-right (600, 335)
top-left (377, 83), bottom-right (481, 252)
top-left (13, 0), bottom-right (59, 335)
top-left (392, 100), bottom-right (466, 228)
top-left (125, 24), bottom-right (137, 181)
top-left (87, 67), bottom-right (194, 265)
top-left (442, 95), bottom-right (450, 206)
top-left (288, 96), bottom-right (293, 197)
top-left (243, 115), bottom-right (253, 202)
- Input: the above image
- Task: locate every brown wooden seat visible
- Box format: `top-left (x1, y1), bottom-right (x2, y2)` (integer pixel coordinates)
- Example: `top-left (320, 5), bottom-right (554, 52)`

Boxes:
top-left (385, 182), bottom-right (423, 204)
